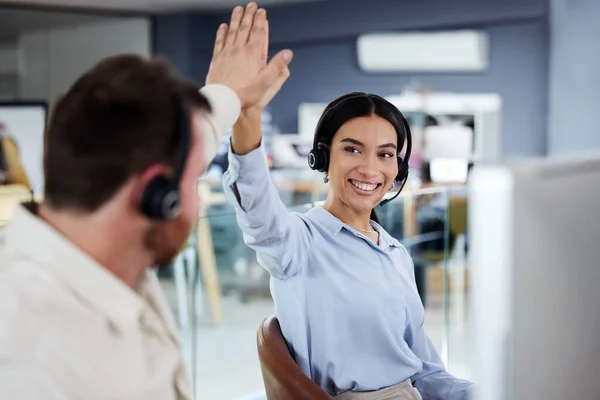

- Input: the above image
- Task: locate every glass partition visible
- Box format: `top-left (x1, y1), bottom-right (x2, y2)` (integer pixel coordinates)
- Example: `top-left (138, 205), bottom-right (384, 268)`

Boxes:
top-left (155, 183), bottom-right (470, 399)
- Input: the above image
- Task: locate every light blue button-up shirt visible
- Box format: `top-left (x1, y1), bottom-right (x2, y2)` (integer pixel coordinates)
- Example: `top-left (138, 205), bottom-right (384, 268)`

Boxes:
top-left (222, 142), bottom-right (473, 399)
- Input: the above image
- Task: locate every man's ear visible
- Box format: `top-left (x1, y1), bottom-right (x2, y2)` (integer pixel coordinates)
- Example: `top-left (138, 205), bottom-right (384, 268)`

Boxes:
top-left (129, 164), bottom-right (169, 209)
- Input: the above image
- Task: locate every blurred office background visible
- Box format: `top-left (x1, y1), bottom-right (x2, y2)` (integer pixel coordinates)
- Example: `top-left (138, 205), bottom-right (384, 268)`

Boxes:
top-left (0, 0), bottom-right (598, 399)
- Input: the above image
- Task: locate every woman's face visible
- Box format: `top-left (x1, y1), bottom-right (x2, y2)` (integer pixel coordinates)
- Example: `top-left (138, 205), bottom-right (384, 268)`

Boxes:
top-left (326, 114), bottom-right (399, 215)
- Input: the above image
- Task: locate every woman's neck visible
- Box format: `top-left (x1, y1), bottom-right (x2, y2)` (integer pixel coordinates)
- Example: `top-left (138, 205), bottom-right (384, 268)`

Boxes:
top-left (323, 196), bottom-right (372, 232)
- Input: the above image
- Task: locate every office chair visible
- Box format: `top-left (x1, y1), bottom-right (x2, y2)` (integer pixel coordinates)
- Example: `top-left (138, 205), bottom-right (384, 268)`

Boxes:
top-left (257, 316), bottom-right (332, 400)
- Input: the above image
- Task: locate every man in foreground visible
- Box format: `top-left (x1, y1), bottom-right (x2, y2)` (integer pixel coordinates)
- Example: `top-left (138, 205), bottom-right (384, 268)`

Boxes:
top-left (0, 3), bottom-right (291, 399)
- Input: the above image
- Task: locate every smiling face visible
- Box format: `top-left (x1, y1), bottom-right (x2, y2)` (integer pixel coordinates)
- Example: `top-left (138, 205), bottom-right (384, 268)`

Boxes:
top-left (326, 114), bottom-right (399, 216)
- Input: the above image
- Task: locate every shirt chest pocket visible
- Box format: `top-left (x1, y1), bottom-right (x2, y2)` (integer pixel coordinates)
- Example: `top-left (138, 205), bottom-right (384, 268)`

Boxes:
top-left (311, 244), bottom-right (411, 339)
top-left (385, 250), bottom-right (419, 292)
top-left (358, 252), bottom-right (410, 326)
top-left (375, 250), bottom-right (425, 322)
top-left (386, 250), bottom-right (427, 327)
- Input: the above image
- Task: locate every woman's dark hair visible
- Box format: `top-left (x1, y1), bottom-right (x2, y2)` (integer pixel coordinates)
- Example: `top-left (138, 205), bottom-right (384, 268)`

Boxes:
top-left (314, 92), bottom-right (408, 224)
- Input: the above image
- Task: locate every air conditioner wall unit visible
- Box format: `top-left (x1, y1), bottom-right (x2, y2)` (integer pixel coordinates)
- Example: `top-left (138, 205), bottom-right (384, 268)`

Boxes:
top-left (357, 30), bottom-right (489, 73)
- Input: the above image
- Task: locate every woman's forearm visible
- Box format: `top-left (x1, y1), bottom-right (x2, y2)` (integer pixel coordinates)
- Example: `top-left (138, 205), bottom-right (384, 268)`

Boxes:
top-left (231, 109), bottom-right (262, 155)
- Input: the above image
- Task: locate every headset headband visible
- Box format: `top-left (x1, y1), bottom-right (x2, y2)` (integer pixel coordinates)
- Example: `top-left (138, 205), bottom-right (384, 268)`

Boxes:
top-left (171, 96), bottom-right (190, 186)
top-left (312, 93), bottom-right (365, 151)
top-left (400, 116), bottom-right (412, 167)
top-left (138, 94), bottom-right (190, 220)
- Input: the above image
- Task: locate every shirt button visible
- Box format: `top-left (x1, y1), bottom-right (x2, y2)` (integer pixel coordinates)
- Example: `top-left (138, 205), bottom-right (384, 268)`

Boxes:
top-left (107, 320), bottom-right (121, 335)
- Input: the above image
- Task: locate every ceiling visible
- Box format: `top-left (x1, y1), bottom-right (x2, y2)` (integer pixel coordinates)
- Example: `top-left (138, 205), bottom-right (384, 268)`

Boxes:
top-left (0, 0), bottom-right (326, 39)
top-left (0, 0), bottom-right (326, 13)
top-left (0, 8), bottom-right (106, 39)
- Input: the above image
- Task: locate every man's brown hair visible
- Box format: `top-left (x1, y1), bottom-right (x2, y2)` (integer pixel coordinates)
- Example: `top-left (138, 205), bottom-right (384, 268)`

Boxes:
top-left (44, 54), bottom-right (210, 212)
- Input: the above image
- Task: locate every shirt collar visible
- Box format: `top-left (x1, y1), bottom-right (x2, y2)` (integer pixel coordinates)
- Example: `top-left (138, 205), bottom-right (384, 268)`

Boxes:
top-left (374, 222), bottom-right (404, 250)
top-left (308, 205), bottom-right (345, 236)
top-left (3, 203), bottom-right (145, 329)
top-left (308, 205), bottom-right (403, 250)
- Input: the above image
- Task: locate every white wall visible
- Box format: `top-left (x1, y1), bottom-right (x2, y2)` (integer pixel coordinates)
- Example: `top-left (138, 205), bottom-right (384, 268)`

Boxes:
top-left (1, 17), bottom-right (150, 194)
top-left (0, 40), bottom-right (19, 99)
top-left (18, 17), bottom-right (151, 104)
top-left (548, 0), bottom-right (600, 156)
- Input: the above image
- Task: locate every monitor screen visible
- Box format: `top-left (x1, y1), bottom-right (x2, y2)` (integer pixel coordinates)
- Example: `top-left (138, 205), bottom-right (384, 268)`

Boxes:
top-left (423, 125), bottom-right (474, 160)
top-left (0, 102), bottom-right (47, 195)
top-left (429, 158), bottom-right (469, 183)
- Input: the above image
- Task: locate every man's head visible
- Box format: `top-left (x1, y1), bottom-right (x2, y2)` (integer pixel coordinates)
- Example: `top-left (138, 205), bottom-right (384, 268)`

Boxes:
top-left (44, 54), bottom-right (211, 265)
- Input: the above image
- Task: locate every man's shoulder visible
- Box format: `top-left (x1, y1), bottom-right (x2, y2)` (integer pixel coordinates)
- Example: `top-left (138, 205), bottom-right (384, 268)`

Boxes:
top-left (0, 257), bottom-right (147, 399)
top-left (0, 257), bottom-right (106, 350)
top-left (0, 255), bottom-right (55, 302)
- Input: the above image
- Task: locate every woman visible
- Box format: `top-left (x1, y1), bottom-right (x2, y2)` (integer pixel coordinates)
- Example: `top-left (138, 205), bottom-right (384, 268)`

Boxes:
top-left (222, 92), bottom-right (473, 399)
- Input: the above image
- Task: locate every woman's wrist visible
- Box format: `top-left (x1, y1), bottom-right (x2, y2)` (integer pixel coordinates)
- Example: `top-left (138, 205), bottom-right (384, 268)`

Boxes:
top-left (231, 107), bottom-right (263, 155)
top-left (240, 106), bottom-right (263, 120)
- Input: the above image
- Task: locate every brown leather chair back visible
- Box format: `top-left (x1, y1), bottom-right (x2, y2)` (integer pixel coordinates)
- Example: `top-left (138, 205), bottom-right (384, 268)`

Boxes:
top-left (257, 316), bottom-right (332, 400)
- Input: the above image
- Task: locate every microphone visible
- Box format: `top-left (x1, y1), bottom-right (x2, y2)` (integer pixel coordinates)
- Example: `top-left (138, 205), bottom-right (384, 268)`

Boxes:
top-left (379, 177), bottom-right (408, 207)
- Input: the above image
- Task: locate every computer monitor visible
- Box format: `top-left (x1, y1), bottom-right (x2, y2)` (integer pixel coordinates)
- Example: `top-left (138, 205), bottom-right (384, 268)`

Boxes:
top-left (423, 125), bottom-right (473, 160)
top-left (468, 154), bottom-right (600, 400)
top-left (429, 158), bottom-right (469, 183)
top-left (0, 102), bottom-right (48, 195)
top-left (271, 134), bottom-right (313, 169)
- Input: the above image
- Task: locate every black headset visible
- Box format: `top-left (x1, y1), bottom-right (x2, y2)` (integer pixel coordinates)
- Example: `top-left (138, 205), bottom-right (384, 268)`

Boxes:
top-left (139, 96), bottom-right (190, 220)
top-left (307, 93), bottom-right (412, 207)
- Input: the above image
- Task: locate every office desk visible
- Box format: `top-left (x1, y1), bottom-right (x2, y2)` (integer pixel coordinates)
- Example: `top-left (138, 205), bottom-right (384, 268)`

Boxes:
top-left (195, 176), bottom-right (466, 327)
top-left (0, 183), bottom-right (226, 327)
top-left (194, 176), bottom-right (326, 326)
top-left (199, 173), bottom-right (328, 209)
top-left (0, 184), bottom-right (33, 226)
top-left (2, 180), bottom-right (465, 328)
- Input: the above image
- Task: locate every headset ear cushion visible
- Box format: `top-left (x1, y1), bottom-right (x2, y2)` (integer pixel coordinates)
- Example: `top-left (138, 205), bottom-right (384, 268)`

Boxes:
top-left (308, 147), bottom-right (329, 173)
top-left (396, 157), bottom-right (408, 182)
top-left (307, 149), bottom-right (320, 170)
top-left (318, 148), bottom-right (329, 173)
top-left (140, 176), bottom-right (181, 220)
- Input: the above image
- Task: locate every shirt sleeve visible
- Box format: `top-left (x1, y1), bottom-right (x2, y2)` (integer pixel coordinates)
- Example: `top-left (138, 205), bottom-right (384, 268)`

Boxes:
top-left (410, 331), bottom-right (474, 400)
top-left (198, 84), bottom-right (241, 169)
top-left (403, 250), bottom-right (475, 399)
top-left (408, 268), bottom-right (474, 400)
top-left (222, 141), bottom-right (313, 279)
